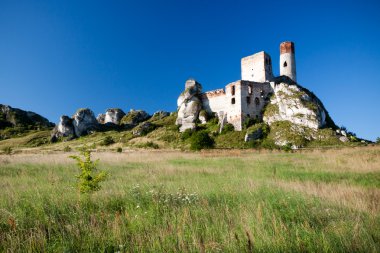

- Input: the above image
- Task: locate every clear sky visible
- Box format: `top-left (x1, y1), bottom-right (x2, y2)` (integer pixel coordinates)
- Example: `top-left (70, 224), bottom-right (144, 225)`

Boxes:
top-left (0, 0), bottom-right (379, 140)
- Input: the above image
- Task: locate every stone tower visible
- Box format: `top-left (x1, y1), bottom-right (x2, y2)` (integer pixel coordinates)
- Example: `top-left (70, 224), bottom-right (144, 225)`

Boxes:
top-left (279, 41), bottom-right (296, 82)
top-left (241, 51), bottom-right (273, 82)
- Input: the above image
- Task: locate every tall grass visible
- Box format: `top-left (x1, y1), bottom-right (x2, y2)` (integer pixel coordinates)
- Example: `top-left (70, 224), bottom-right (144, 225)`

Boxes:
top-left (0, 146), bottom-right (379, 252)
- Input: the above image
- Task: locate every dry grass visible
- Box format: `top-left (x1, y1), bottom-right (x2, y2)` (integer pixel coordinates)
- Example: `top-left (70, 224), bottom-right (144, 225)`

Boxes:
top-left (0, 145), bottom-right (379, 252)
top-left (275, 180), bottom-right (380, 215)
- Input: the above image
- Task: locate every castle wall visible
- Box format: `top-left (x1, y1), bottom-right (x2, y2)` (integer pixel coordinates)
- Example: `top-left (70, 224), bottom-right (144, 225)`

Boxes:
top-left (225, 81), bottom-right (243, 130)
top-left (241, 51), bottom-right (273, 82)
top-left (240, 81), bottom-right (273, 122)
top-left (201, 89), bottom-right (226, 114)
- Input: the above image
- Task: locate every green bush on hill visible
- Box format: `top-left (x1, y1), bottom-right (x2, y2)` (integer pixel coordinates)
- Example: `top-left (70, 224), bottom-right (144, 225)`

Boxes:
top-left (190, 131), bottom-right (215, 151)
top-left (221, 123), bottom-right (234, 134)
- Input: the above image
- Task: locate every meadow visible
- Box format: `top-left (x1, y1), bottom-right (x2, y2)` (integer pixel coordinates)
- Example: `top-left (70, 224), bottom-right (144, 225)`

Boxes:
top-left (0, 146), bottom-right (379, 252)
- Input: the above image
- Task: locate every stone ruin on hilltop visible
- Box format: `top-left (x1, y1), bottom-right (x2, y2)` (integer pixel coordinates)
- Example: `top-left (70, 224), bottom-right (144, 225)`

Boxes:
top-left (176, 41), bottom-right (335, 134)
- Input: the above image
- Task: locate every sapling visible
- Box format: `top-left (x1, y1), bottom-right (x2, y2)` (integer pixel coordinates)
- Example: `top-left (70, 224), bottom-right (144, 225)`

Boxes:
top-left (70, 147), bottom-right (108, 194)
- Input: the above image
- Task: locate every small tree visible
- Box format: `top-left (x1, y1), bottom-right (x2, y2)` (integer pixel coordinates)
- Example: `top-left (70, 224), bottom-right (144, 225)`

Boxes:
top-left (376, 137), bottom-right (380, 144)
top-left (70, 147), bottom-right (108, 194)
top-left (190, 131), bottom-right (215, 151)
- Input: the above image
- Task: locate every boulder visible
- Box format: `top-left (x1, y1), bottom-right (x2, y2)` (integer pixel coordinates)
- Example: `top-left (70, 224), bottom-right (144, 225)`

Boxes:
top-left (50, 116), bottom-right (75, 142)
top-left (339, 136), bottom-right (349, 142)
top-left (121, 110), bottom-right (150, 125)
top-left (72, 108), bottom-right (98, 137)
top-left (176, 79), bottom-right (203, 132)
top-left (132, 122), bottom-right (156, 136)
top-left (104, 108), bottom-right (126, 125)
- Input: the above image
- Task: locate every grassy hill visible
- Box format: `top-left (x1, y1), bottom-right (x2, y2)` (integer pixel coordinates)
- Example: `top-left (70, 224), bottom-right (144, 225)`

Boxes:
top-left (0, 112), bottom-right (370, 154)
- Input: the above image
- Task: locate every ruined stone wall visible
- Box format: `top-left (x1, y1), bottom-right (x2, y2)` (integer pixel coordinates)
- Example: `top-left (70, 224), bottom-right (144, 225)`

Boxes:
top-left (201, 89), bottom-right (226, 115)
top-left (240, 81), bottom-right (273, 122)
top-left (241, 51), bottom-right (273, 82)
top-left (224, 81), bottom-right (243, 130)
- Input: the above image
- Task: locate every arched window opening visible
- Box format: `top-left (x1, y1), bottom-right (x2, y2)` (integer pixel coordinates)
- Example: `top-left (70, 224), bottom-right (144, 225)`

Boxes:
top-left (255, 97), bottom-right (260, 106)
top-left (246, 97), bottom-right (251, 104)
top-left (231, 85), bottom-right (235, 95)
top-left (283, 61), bottom-right (287, 67)
top-left (248, 85), bottom-right (252, 94)
top-left (231, 98), bottom-right (235, 104)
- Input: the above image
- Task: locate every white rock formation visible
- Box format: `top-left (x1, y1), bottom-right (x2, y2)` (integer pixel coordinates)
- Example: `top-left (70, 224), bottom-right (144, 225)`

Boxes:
top-left (72, 108), bottom-right (98, 137)
top-left (104, 108), bottom-right (126, 124)
top-left (176, 79), bottom-right (202, 132)
top-left (50, 115), bottom-right (75, 141)
top-left (263, 80), bottom-right (327, 129)
top-left (57, 116), bottom-right (75, 137)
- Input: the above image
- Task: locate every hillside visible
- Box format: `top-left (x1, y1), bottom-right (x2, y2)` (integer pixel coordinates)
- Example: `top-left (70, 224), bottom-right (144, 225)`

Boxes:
top-left (0, 104), bottom-right (54, 141)
top-left (0, 108), bottom-right (370, 154)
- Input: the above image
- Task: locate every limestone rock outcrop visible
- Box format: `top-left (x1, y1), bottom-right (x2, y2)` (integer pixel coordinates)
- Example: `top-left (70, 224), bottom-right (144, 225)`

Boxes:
top-left (97, 114), bottom-right (105, 124)
top-left (51, 108), bottom-right (99, 141)
top-left (121, 110), bottom-right (150, 125)
top-left (132, 122), bottom-right (156, 136)
top-left (152, 111), bottom-right (170, 120)
top-left (72, 108), bottom-right (99, 136)
top-left (176, 79), bottom-right (202, 132)
top-left (104, 108), bottom-right (126, 125)
top-left (50, 116), bottom-right (75, 142)
top-left (263, 77), bottom-right (334, 130)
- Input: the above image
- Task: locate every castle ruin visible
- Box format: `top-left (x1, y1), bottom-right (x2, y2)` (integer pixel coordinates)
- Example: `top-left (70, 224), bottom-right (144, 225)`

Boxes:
top-left (177, 41), bottom-right (297, 131)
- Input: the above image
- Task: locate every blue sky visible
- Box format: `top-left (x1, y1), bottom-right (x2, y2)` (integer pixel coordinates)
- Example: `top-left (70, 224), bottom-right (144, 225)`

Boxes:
top-left (0, 0), bottom-right (379, 140)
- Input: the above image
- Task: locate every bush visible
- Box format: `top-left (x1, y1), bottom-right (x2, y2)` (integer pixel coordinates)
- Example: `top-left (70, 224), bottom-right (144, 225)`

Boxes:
top-left (243, 118), bottom-right (256, 129)
top-left (261, 139), bottom-right (278, 150)
top-left (137, 141), bottom-right (159, 149)
top-left (69, 147), bottom-right (108, 194)
top-left (221, 123), bottom-right (235, 134)
top-left (282, 143), bottom-right (293, 152)
top-left (116, 147), bottom-right (122, 153)
top-left (376, 137), bottom-right (380, 144)
top-left (2, 146), bottom-right (12, 155)
top-left (181, 129), bottom-right (194, 140)
top-left (100, 136), bottom-right (115, 146)
top-left (63, 146), bottom-right (72, 152)
top-left (190, 131), bottom-right (215, 151)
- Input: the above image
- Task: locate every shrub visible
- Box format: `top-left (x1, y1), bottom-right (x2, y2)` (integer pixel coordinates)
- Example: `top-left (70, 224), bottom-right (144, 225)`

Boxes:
top-left (2, 146), bottom-right (12, 155)
top-left (376, 137), bottom-right (380, 144)
top-left (116, 147), bottom-right (122, 153)
top-left (261, 139), bottom-right (278, 150)
top-left (100, 136), bottom-right (115, 146)
top-left (282, 143), bottom-right (293, 152)
top-left (221, 123), bottom-right (235, 134)
top-left (243, 118), bottom-right (256, 129)
top-left (137, 141), bottom-right (159, 149)
top-left (190, 131), bottom-right (215, 151)
top-left (63, 146), bottom-right (72, 152)
top-left (181, 128), bottom-right (194, 140)
top-left (69, 147), bottom-right (108, 194)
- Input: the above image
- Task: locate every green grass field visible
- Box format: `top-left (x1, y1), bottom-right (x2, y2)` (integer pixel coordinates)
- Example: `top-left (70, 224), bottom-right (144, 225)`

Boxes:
top-left (0, 146), bottom-right (379, 252)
